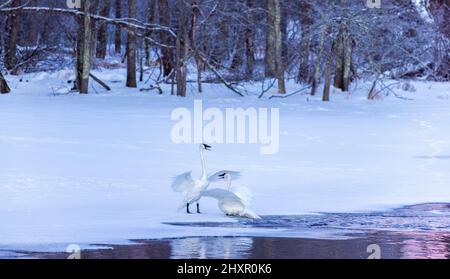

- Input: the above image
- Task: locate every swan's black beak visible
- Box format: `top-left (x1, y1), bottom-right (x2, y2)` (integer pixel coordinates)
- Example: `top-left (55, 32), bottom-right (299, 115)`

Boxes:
top-left (203, 144), bottom-right (212, 151)
top-left (218, 172), bottom-right (226, 179)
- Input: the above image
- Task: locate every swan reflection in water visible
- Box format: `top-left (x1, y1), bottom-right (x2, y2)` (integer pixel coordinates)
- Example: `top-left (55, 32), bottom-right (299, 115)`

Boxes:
top-left (170, 237), bottom-right (254, 259)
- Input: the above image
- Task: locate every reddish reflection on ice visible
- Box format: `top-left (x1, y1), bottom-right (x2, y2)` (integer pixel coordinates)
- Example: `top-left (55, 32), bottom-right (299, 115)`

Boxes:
top-left (399, 232), bottom-right (450, 259)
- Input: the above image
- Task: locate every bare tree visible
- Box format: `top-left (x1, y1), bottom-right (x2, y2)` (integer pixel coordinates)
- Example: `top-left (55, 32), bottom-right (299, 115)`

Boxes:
top-left (274, 0), bottom-right (286, 94)
top-left (311, 25), bottom-right (329, 96)
top-left (126, 0), bottom-right (137, 88)
top-left (4, 0), bottom-right (20, 74)
top-left (322, 53), bottom-right (332, 102)
top-left (114, 0), bottom-right (122, 54)
top-left (175, 0), bottom-right (188, 97)
top-left (189, 0), bottom-right (203, 93)
top-left (159, 0), bottom-right (175, 77)
top-left (265, 0), bottom-right (276, 78)
top-left (76, 0), bottom-right (94, 94)
top-left (245, 0), bottom-right (255, 79)
top-left (145, 0), bottom-right (156, 66)
top-left (333, 24), bottom-right (345, 91)
top-left (27, 0), bottom-right (38, 46)
top-left (297, 0), bottom-right (312, 83)
top-left (96, 0), bottom-right (111, 59)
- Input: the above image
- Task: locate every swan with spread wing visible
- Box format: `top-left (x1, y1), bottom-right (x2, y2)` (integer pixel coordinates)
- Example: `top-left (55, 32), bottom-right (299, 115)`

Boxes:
top-left (171, 144), bottom-right (240, 214)
top-left (203, 173), bottom-right (260, 219)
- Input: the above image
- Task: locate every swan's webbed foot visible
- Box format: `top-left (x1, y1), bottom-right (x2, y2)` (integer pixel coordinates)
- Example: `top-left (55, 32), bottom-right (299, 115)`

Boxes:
top-left (186, 203), bottom-right (193, 214)
top-left (196, 203), bottom-right (201, 214)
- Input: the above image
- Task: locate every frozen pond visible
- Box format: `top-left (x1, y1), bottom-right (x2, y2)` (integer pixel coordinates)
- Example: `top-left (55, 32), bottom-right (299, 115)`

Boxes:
top-left (4, 203), bottom-right (449, 259)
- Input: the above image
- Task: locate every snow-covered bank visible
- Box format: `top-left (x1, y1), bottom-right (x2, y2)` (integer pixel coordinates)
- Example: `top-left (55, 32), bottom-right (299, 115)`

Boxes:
top-left (1, 70), bottom-right (449, 251)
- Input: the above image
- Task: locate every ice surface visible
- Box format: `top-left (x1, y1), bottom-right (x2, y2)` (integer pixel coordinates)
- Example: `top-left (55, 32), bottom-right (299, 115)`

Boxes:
top-left (1, 70), bottom-right (449, 251)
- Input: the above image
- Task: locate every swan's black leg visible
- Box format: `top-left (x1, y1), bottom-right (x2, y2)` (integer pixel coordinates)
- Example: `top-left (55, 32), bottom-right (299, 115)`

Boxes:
top-left (197, 203), bottom-right (201, 214)
top-left (187, 203), bottom-right (192, 214)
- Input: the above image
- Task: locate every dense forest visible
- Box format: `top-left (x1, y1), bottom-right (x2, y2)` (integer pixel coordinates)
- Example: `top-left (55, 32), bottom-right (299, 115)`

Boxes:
top-left (0, 0), bottom-right (448, 99)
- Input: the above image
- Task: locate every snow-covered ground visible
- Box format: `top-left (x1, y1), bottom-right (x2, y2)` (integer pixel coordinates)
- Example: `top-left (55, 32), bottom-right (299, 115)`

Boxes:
top-left (1, 69), bottom-right (449, 252)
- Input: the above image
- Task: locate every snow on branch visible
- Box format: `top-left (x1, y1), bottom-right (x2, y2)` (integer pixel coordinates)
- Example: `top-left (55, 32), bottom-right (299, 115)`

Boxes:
top-left (0, 6), bottom-right (176, 48)
top-left (0, 0), bottom-right (12, 9)
top-left (412, 0), bottom-right (434, 24)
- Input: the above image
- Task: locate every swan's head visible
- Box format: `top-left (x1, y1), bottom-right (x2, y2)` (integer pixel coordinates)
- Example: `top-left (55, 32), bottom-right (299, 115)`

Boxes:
top-left (200, 144), bottom-right (212, 151)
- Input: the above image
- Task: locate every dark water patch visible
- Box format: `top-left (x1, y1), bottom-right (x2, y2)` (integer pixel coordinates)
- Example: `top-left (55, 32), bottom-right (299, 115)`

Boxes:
top-left (19, 231), bottom-right (450, 259)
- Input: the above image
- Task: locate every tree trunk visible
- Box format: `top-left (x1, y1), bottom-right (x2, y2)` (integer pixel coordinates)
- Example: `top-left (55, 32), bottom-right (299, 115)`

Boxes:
top-left (311, 26), bottom-right (329, 96)
top-left (265, 0), bottom-right (276, 78)
top-left (281, 2), bottom-right (288, 67)
top-left (322, 46), bottom-right (333, 102)
top-left (245, 0), bottom-right (255, 79)
top-left (0, 72), bottom-right (10, 94)
top-left (159, 0), bottom-right (175, 77)
top-left (96, 0), bottom-right (111, 59)
top-left (114, 0), bottom-right (122, 54)
top-left (190, 0), bottom-right (203, 93)
top-left (78, 0), bottom-right (94, 94)
top-left (342, 36), bottom-right (354, 92)
top-left (75, 11), bottom-right (83, 91)
top-left (297, 0), bottom-right (312, 83)
top-left (5, 0), bottom-right (20, 74)
top-left (176, 0), bottom-right (188, 97)
top-left (27, 0), bottom-right (38, 46)
top-left (89, 0), bottom-right (100, 63)
top-left (273, 0), bottom-right (285, 94)
top-left (145, 0), bottom-right (156, 66)
top-left (126, 0), bottom-right (137, 88)
top-left (230, 30), bottom-right (245, 71)
top-left (333, 25), bottom-right (345, 90)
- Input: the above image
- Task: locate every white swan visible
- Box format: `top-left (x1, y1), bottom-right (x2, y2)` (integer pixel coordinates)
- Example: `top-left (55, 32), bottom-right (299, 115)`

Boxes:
top-left (202, 173), bottom-right (261, 219)
top-left (171, 144), bottom-right (240, 214)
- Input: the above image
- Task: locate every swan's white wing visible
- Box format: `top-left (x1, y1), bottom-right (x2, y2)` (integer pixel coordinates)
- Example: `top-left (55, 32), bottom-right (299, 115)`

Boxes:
top-left (208, 170), bottom-right (241, 182)
top-left (202, 188), bottom-right (242, 202)
top-left (233, 186), bottom-right (253, 207)
top-left (171, 171), bottom-right (194, 193)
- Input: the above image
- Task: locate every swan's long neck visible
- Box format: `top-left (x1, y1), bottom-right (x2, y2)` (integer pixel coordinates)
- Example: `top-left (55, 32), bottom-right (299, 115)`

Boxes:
top-left (226, 174), bottom-right (232, 191)
top-left (200, 147), bottom-right (207, 181)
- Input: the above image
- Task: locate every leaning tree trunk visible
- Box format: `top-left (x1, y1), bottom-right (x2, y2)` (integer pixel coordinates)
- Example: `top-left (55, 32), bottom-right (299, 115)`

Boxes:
top-left (96, 0), bottom-right (111, 59)
top-left (126, 0), bottom-right (137, 88)
top-left (5, 0), bottom-right (20, 74)
top-left (0, 72), bottom-right (10, 94)
top-left (159, 0), bottom-right (175, 77)
top-left (114, 0), bottom-right (122, 54)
